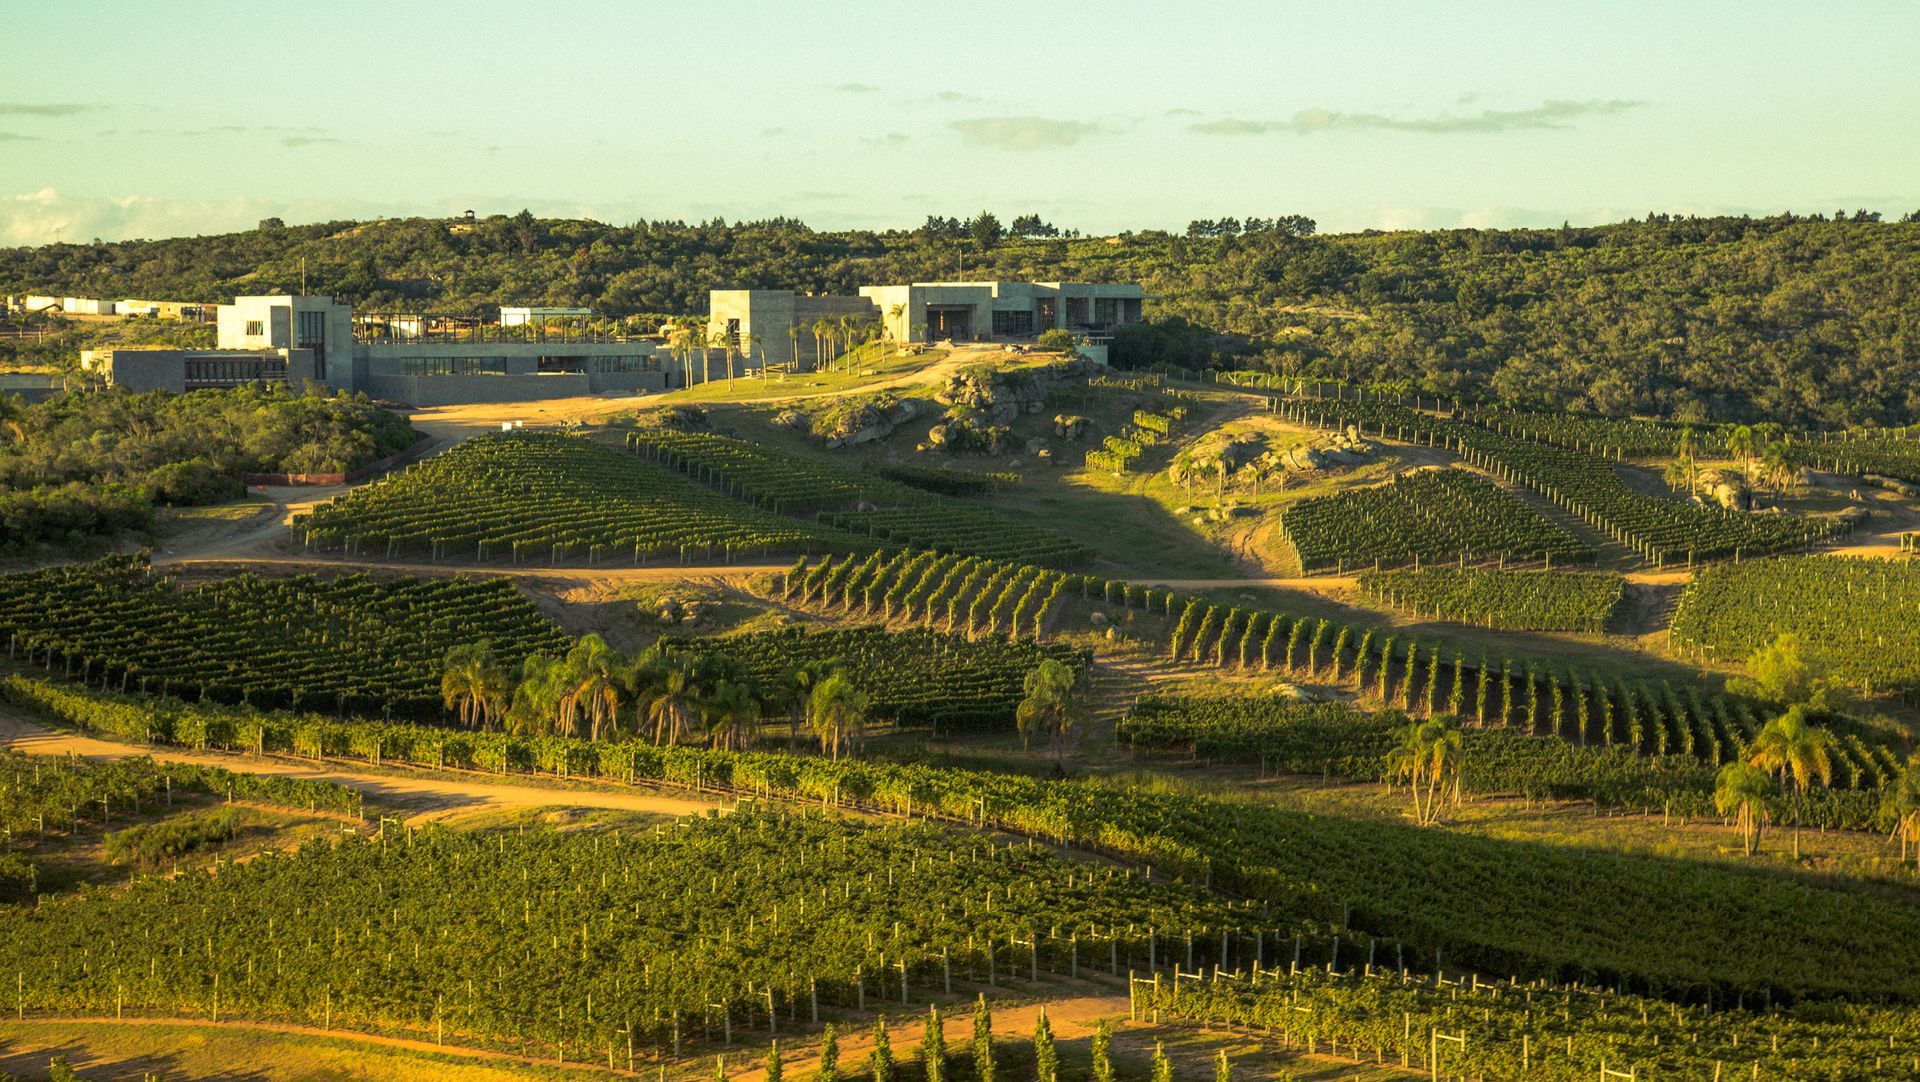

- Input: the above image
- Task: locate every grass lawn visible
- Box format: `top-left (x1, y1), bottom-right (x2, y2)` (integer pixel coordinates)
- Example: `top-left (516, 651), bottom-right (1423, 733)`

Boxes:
top-left (645, 343), bottom-right (954, 405)
top-left (158, 495), bottom-right (276, 523)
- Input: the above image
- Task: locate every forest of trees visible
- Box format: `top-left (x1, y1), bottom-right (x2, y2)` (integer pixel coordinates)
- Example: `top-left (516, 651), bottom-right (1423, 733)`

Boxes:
top-left (0, 385), bottom-right (416, 548)
top-left (4, 210), bottom-right (1918, 425)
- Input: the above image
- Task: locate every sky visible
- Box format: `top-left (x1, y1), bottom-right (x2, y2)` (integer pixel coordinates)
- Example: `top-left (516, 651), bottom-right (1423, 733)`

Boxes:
top-left (2, 0), bottom-right (1917, 245)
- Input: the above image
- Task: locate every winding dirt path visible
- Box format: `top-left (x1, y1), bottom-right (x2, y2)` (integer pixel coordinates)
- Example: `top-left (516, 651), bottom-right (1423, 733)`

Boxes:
top-left (0, 1015), bottom-right (631, 1077)
top-left (1142, 569), bottom-right (1693, 591)
top-left (156, 553), bottom-right (794, 581)
top-left (0, 992), bottom-right (1406, 1081)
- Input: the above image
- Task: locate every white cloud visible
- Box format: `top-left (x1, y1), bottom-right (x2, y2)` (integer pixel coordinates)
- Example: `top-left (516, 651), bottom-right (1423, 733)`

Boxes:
top-left (1192, 99), bottom-right (1645, 137)
top-left (949, 116), bottom-right (1103, 151)
top-left (0, 188), bottom-right (425, 246)
top-left (0, 103), bottom-right (92, 117)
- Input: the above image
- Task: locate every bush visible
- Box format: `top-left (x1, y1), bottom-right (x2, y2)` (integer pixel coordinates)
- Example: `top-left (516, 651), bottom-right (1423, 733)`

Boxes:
top-left (1036, 328), bottom-right (1076, 353)
top-left (144, 458), bottom-right (246, 506)
top-left (105, 809), bottom-right (244, 867)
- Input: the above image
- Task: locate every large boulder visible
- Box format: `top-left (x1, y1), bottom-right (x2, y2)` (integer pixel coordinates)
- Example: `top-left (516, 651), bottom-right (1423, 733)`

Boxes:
top-left (1695, 468), bottom-right (1750, 511)
top-left (816, 393), bottom-right (917, 449)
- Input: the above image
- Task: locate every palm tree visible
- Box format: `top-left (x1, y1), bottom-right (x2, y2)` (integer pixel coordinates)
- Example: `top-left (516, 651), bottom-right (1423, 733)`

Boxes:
top-left (840, 316), bottom-right (862, 372)
top-left (1675, 426), bottom-right (1697, 492)
top-left (1726, 425), bottom-right (1758, 487)
top-left (666, 321), bottom-right (697, 390)
top-left (1746, 705), bottom-right (1835, 859)
top-left (1385, 716), bottom-right (1465, 826)
top-left (1759, 443), bottom-right (1794, 493)
top-left (808, 671), bottom-right (870, 761)
top-left (786, 324), bottom-right (801, 373)
top-left (746, 332), bottom-right (763, 380)
top-left (811, 319), bottom-right (831, 371)
top-left (440, 642), bottom-right (509, 730)
top-left (1881, 759), bottom-right (1920, 868)
top-left (642, 657), bottom-right (702, 746)
top-left (1015, 658), bottom-right (1085, 763)
top-left (691, 318), bottom-right (713, 385)
top-left (557, 634), bottom-right (626, 742)
top-left (708, 326), bottom-right (734, 388)
top-left (506, 653), bottom-right (567, 736)
top-left (1662, 456), bottom-right (1695, 499)
top-left (1714, 761), bottom-right (1774, 856)
top-left (766, 660), bottom-right (834, 748)
top-left (703, 678), bottom-right (762, 751)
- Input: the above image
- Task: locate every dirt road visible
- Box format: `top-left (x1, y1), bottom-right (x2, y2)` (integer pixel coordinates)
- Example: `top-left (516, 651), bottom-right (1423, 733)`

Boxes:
top-left (158, 553), bottom-right (794, 582)
top-left (0, 1016), bottom-right (628, 1079)
top-left (0, 993), bottom-right (1406, 1081)
top-left (1148, 569), bottom-right (1693, 591)
top-left (0, 708), bottom-right (724, 823)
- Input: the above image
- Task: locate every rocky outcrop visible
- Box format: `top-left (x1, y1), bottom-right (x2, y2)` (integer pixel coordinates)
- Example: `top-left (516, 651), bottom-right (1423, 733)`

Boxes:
top-left (811, 394), bottom-right (920, 449)
top-left (1694, 468), bottom-right (1751, 511)
top-left (1281, 426), bottom-right (1378, 472)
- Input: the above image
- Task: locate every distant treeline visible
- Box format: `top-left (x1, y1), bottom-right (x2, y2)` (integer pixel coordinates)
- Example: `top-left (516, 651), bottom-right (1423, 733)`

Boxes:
top-left (5, 210), bottom-right (1920, 424)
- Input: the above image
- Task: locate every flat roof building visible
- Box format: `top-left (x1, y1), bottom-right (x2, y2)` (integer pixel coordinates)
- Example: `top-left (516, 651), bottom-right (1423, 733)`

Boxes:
top-left (93, 295), bottom-right (672, 405)
top-left (708, 280), bottom-right (1144, 370)
top-left (860, 281), bottom-right (1143, 344)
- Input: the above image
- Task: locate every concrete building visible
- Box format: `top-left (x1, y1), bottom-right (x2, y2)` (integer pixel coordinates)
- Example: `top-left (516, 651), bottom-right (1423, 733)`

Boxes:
top-left (499, 305), bottom-right (594, 326)
top-left (355, 340), bottom-right (665, 404)
top-left (0, 373), bottom-right (66, 402)
top-left (216, 295), bottom-right (356, 387)
top-left (48, 297), bottom-right (118, 315)
top-left (860, 281), bottom-right (1144, 344)
top-left (90, 294), bottom-right (672, 405)
top-left (706, 290), bottom-right (883, 370)
top-left (118, 299), bottom-right (215, 320)
top-left (708, 280), bottom-right (1145, 369)
top-left (81, 347), bottom-right (320, 393)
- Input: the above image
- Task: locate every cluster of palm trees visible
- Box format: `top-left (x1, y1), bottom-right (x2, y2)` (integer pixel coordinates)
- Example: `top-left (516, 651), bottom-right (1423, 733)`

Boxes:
top-left (1014, 658), bottom-right (1086, 763)
top-left (1668, 424), bottom-right (1798, 503)
top-left (1714, 704), bottom-right (1839, 858)
top-left (1387, 715), bottom-right (1466, 826)
top-left (806, 314), bottom-right (894, 375)
top-left (661, 319), bottom-right (764, 388)
top-left (662, 312), bottom-right (903, 387)
top-left (439, 637), bottom-right (871, 758)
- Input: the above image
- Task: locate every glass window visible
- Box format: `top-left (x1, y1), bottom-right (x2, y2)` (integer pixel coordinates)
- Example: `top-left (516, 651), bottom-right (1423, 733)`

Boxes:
top-left (297, 310), bottom-right (327, 345)
top-left (991, 310), bottom-right (1034, 336)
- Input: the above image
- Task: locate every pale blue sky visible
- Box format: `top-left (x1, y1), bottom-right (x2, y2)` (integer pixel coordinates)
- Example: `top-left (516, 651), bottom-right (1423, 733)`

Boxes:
top-left (2, 0), bottom-right (1916, 244)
